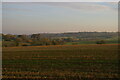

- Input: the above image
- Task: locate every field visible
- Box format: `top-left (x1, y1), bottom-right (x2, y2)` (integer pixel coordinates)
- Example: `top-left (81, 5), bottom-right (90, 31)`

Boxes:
top-left (2, 44), bottom-right (119, 79)
top-left (64, 38), bottom-right (118, 45)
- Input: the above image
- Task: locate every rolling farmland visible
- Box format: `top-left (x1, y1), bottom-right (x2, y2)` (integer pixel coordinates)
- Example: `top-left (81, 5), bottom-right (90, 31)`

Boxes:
top-left (2, 44), bottom-right (119, 79)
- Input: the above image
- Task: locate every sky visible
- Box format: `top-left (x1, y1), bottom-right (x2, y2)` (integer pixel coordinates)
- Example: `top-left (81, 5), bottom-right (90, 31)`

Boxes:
top-left (2, 2), bottom-right (118, 34)
top-left (2, 0), bottom-right (119, 2)
top-left (0, 2), bottom-right (1, 33)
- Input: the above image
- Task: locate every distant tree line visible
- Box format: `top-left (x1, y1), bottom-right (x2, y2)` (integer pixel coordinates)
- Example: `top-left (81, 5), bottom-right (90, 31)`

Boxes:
top-left (1, 32), bottom-right (117, 47)
top-left (2, 34), bottom-right (70, 47)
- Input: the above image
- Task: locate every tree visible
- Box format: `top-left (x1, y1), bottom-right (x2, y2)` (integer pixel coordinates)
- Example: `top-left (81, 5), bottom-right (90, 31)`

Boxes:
top-left (31, 34), bottom-right (41, 40)
top-left (63, 38), bottom-right (73, 42)
top-left (17, 35), bottom-right (28, 42)
top-left (3, 34), bottom-right (16, 41)
top-left (96, 40), bottom-right (106, 44)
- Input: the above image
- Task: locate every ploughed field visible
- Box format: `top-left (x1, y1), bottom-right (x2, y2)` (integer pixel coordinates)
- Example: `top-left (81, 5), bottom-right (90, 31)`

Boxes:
top-left (2, 44), bottom-right (119, 79)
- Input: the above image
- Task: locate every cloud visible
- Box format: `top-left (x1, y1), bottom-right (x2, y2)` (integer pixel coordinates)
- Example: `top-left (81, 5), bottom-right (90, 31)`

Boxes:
top-left (2, 2), bottom-right (33, 12)
top-left (39, 2), bottom-right (117, 12)
top-left (3, 7), bottom-right (31, 12)
top-left (3, 2), bottom-right (118, 14)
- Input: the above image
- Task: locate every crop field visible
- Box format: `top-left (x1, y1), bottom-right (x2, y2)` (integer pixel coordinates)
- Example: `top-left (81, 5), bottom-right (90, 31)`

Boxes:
top-left (2, 44), bottom-right (119, 79)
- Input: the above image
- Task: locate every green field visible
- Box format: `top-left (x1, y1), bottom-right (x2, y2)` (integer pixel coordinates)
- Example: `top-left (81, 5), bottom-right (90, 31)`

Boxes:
top-left (64, 41), bottom-right (96, 45)
top-left (64, 38), bottom-right (118, 45)
top-left (2, 44), bottom-right (119, 79)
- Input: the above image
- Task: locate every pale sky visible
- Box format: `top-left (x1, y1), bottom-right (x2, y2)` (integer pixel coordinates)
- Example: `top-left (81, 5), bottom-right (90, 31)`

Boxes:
top-left (2, 2), bottom-right (118, 34)
top-left (2, 0), bottom-right (119, 2)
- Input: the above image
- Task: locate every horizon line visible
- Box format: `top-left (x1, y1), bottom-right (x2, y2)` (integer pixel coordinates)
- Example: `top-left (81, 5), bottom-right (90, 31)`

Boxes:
top-left (1, 31), bottom-right (119, 35)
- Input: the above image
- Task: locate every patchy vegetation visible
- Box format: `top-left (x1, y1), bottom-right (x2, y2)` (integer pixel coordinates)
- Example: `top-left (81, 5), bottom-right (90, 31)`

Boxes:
top-left (2, 32), bottom-right (119, 47)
